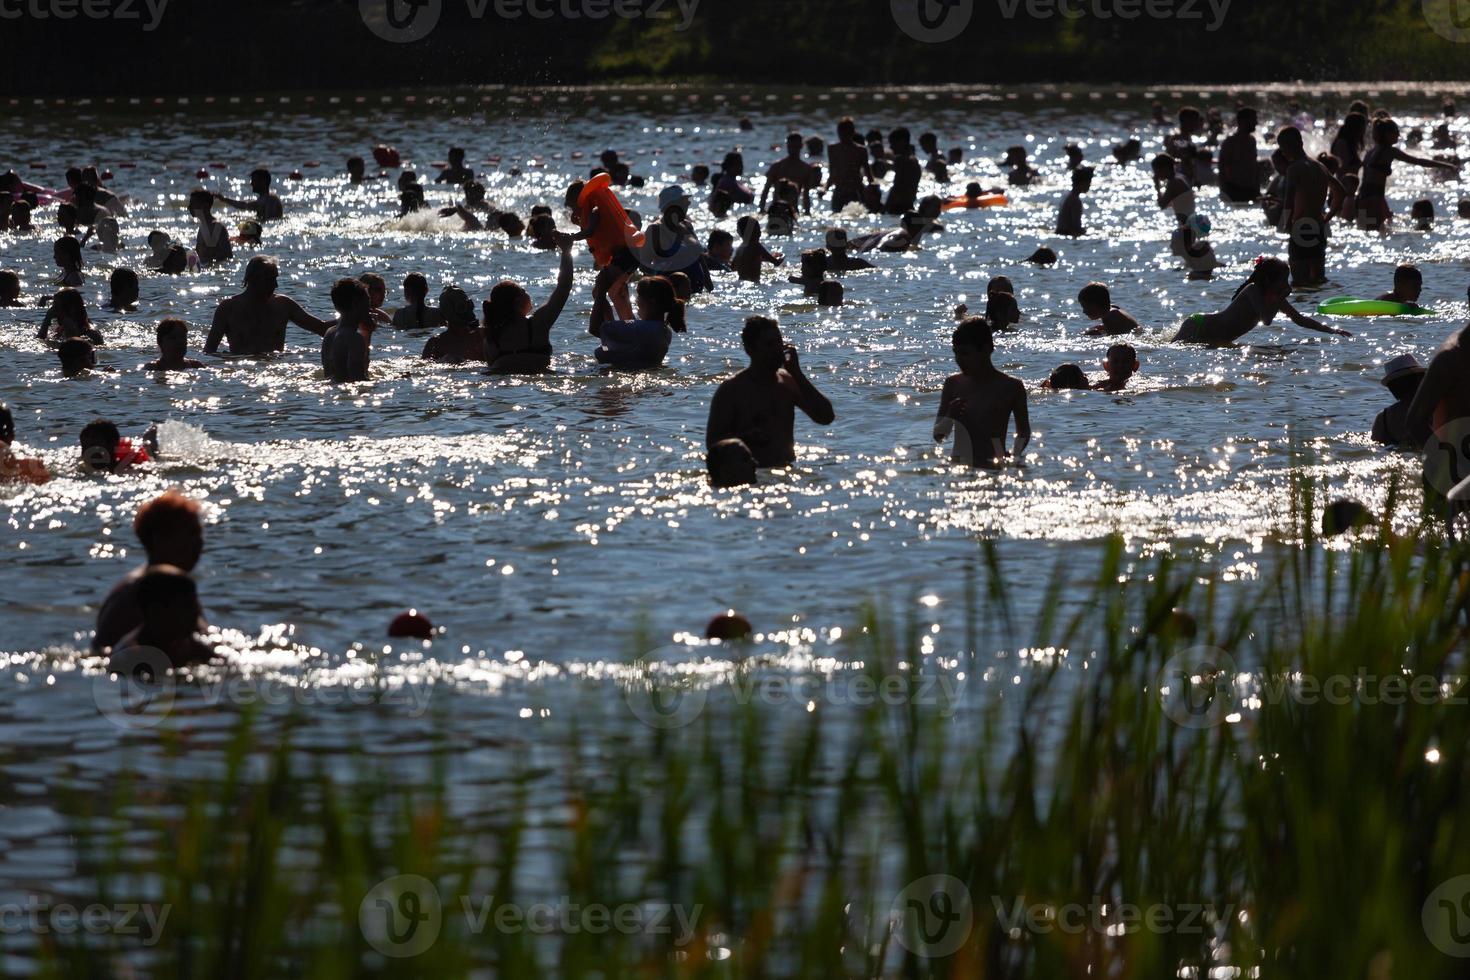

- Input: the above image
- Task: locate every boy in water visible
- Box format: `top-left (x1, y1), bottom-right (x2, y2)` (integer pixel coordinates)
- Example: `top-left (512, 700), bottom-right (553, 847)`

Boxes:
top-left (760, 133), bottom-right (817, 215)
top-left (143, 318), bottom-right (206, 372)
top-left (58, 338), bottom-right (98, 377)
top-left (1078, 282), bottom-right (1139, 336)
top-left (1371, 353), bottom-right (1425, 447)
top-left (705, 229), bottom-right (735, 272)
top-left (435, 147), bottom-right (473, 186)
top-left (706, 316), bottom-right (835, 467)
top-left (1217, 107), bottom-right (1260, 202)
top-left (190, 189), bottom-right (232, 266)
top-left (216, 168), bottom-right (284, 221)
top-left (825, 117), bottom-right (875, 212)
top-left (933, 316), bottom-right (1030, 467)
top-left (1056, 167), bottom-right (1093, 237)
top-left (94, 491), bottom-right (206, 652)
top-left (823, 228), bottom-right (873, 272)
top-left (108, 567), bottom-right (214, 671)
top-left (0, 403), bottom-right (49, 484)
top-left (733, 216), bottom-right (783, 283)
top-left (322, 278), bottom-right (373, 383)
top-left (1377, 264), bottom-right (1423, 304)
top-left (1093, 343), bottom-right (1140, 393)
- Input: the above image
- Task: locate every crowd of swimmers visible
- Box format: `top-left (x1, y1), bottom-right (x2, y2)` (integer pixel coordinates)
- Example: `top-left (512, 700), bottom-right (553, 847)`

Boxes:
top-left (2, 96), bottom-right (1469, 667)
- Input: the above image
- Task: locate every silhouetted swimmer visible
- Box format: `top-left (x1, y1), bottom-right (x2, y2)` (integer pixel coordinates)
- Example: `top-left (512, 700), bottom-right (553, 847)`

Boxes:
top-left (143, 318), bottom-right (205, 371)
top-left (108, 566), bottom-right (213, 671)
top-left (482, 232), bottom-right (576, 374)
top-left (706, 316), bottom-right (834, 467)
top-left (0, 270), bottom-right (20, 306)
top-left (40, 287), bottom-right (102, 344)
top-left (823, 228), bottom-right (873, 272)
top-left (58, 338), bottom-right (98, 377)
top-left (1173, 258), bottom-right (1347, 345)
top-left (1043, 363), bottom-right (1088, 390)
top-left (0, 402), bottom-right (49, 484)
top-left (205, 256), bottom-right (331, 355)
top-left (106, 267), bottom-right (139, 312)
top-left (933, 316), bottom-right (1030, 467)
top-left (94, 491), bottom-right (205, 653)
top-left (1093, 343), bottom-right (1140, 393)
top-left (1078, 282), bottom-right (1139, 336)
top-left (1322, 499), bottom-right (1375, 537)
top-left (1405, 289), bottom-right (1470, 447)
top-left (216, 168), bottom-right (284, 221)
top-left (388, 610), bottom-right (435, 640)
top-left (435, 147), bottom-right (473, 186)
top-left (321, 278), bottom-right (374, 382)
top-left (189, 189), bottom-right (232, 265)
top-left (705, 610), bottom-right (753, 640)
top-left (53, 235), bottom-right (83, 286)
top-left (707, 439), bottom-right (758, 488)
top-left (1370, 353), bottom-right (1424, 447)
top-left (421, 285), bottom-right (485, 365)
top-left (393, 272), bottom-right (444, 331)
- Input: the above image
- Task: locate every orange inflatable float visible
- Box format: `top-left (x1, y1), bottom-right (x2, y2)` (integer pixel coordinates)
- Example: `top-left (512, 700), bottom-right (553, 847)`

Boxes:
top-left (941, 192), bottom-right (1008, 211)
top-left (576, 172), bottom-right (644, 267)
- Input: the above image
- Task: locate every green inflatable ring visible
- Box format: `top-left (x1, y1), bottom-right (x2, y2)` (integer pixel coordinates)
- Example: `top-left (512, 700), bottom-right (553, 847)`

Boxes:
top-left (1316, 296), bottom-right (1436, 317)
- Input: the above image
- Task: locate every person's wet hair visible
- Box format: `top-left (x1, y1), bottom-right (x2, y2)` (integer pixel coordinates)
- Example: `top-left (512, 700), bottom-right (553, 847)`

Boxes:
top-left (952, 315), bottom-right (993, 353)
top-left (1322, 498), bottom-right (1374, 537)
top-left (59, 338), bottom-right (97, 377)
top-left (741, 315), bottom-right (780, 355)
top-left (707, 438), bottom-right (758, 489)
top-left (817, 280), bottom-right (844, 307)
top-left (636, 275), bottom-right (686, 333)
top-left (109, 267), bottom-right (139, 307)
top-left (0, 269), bottom-right (20, 303)
top-left (79, 418), bottom-right (120, 467)
top-left (330, 277), bottom-right (369, 315)
top-left (1078, 282), bottom-right (1110, 308)
top-left (1048, 363), bottom-right (1088, 389)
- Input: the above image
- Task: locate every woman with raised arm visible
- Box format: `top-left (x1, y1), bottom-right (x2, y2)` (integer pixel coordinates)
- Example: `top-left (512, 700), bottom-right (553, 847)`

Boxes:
top-left (481, 232), bottom-right (575, 375)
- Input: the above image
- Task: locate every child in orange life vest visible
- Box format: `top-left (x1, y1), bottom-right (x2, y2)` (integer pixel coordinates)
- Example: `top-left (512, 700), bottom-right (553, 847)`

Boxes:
top-left (566, 173), bottom-right (643, 321)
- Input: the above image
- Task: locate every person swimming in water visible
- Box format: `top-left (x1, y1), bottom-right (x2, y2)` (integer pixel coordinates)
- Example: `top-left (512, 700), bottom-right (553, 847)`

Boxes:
top-left (421, 285), bottom-right (486, 365)
top-left (825, 117), bottom-right (875, 212)
top-left (1357, 118), bottom-right (1458, 231)
top-left (1078, 282), bottom-right (1139, 336)
top-left (1172, 257), bottom-right (1350, 345)
top-left (434, 147), bottom-right (474, 186)
top-left (733, 216), bottom-right (784, 283)
top-left (0, 403), bottom-right (49, 484)
top-left (106, 267), bottom-right (139, 312)
top-left (392, 273), bottom-right (445, 331)
top-left (189, 189), bottom-right (232, 266)
top-left (1217, 107), bottom-right (1260, 202)
top-left (823, 228), bottom-right (873, 272)
top-left (93, 490), bottom-right (206, 653)
top-left (1370, 353), bottom-right (1425, 448)
top-left (216, 168), bottom-right (284, 221)
top-left (706, 316), bottom-right (834, 467)
top-left (884, 128), bottom-right (922, 216)
top-left (761, 133), bottom-right (818, 215)
top-left (933, 315), bottom-right (1030, 468)
top-left (481, 232), bottom-right (576, 374)
top-left (39, 287), bottom-right (103, 345)
top-left (52, 235), bottom-right (83, 286)
top-left (107, 566), bottom-right (214, 671)
top-left (143, 318), bottom-right (206, 372)
top-left (1092, 343), bottom-right (1140, 393)
top-left (1377, 264), bottom-right (1423, 305)
top-left (321, 278), bottom-right (374, 382)
top-left (590, 274), bottom-right (686, 370)
top-left (204, 256), bottom-right (331, 355)
top-left (1405, 288), bottom-right (1470, 451)
top-left (1275, 126), bottom-right (1341, 288)
top-left (1056, 167), bottom-right (1093, 237)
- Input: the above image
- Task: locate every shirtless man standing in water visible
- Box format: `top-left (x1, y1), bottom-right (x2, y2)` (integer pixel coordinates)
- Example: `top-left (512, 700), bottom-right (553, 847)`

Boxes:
top-left (825, 118), bottom-right (874, 213)
top-left (204, 256), bottom-right (331, 355)
top-left (934, 316), bottom-right (1030, 467)
top-left (707, 316), bottom-right (835, 467)
top-left (760, 133), bottom-right (818, 215)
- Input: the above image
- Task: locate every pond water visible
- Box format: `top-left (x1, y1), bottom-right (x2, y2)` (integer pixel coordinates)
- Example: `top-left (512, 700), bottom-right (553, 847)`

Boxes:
top-left (0, 82), bottom-right (1463, 928)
